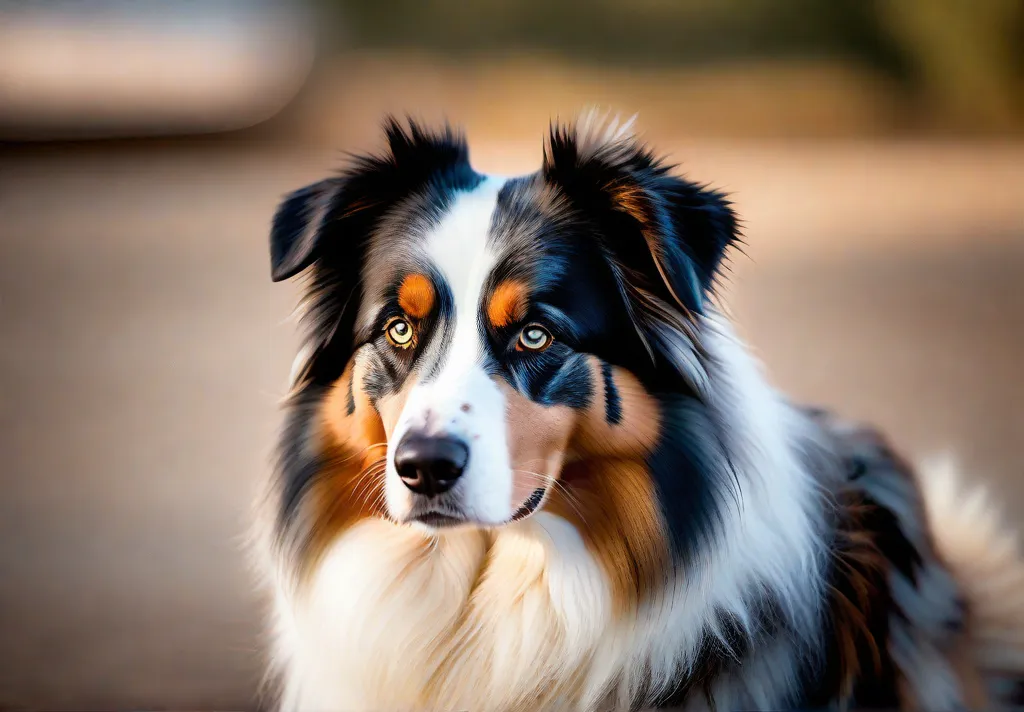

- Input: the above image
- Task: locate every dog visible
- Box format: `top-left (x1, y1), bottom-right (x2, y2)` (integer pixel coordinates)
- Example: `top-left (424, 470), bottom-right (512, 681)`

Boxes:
top-left (254, 113), bottom-right (1024, 711)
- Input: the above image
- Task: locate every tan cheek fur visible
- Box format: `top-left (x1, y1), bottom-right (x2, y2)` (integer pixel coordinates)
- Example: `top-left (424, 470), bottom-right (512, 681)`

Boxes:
top-left (499, 380), bottom-right (576, 506)
top-left (296, 356), bottom-right (389, 577)
top-left (557, 359), bottom-right (669, 612)
top-left (570, 359), bottom-right (662, 460)
top-left (375, 377), bottom-right (418, 441)
top-left (502, 356), bottom-right (671, 613)
top-left (548, 458), bottom-right (669, 613)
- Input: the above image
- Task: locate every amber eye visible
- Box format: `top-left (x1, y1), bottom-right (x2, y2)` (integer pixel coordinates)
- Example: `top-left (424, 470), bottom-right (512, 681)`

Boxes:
top-left (385, 318), bottom-right (415, 348)
top-left (517, 324), bottom-right (552, 352)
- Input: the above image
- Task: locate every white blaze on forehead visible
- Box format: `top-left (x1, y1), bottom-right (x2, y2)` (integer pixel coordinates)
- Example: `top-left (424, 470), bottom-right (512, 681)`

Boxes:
top-left (423, 176), bottom-right (506, 370)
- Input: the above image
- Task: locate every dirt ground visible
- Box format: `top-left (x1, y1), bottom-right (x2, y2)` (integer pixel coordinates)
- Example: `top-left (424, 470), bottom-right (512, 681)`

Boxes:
top-left (1, 139), bottom-right (1022, 710)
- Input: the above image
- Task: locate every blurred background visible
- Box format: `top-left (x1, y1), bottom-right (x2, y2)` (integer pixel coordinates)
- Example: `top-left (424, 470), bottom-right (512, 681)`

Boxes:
top-left (1, 0), bottom-right (1022, 709)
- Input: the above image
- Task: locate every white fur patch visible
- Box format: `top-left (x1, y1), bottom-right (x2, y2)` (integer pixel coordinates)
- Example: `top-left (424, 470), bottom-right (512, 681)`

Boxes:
top-left (387, 178), bottom-right (525, 525)
top-left (271, 520), bottom-right (488, 711)
top-left (555, 107), bottom-right (639, 165)
top-left (271, 515), bottom-right (613, 712)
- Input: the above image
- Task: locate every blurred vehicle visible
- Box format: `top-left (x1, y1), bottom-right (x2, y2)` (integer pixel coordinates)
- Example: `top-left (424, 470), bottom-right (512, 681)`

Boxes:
top-left (0, 0), bottom-right (317, 140)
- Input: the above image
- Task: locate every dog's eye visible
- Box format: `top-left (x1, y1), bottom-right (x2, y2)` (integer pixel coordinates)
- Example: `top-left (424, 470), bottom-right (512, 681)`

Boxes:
top-left (517, 324), bottom-right (552, 352)
top-left (385, 318), bottom-right (415, 349)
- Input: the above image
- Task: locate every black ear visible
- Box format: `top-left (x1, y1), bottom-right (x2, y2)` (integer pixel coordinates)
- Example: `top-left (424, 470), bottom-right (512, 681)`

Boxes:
top-left (269, 178), bottom-right (340, 282)
top-left (270, 118), bottom-right (477, 284)
top-left (657, 175), bottom-right (739, 306)
top-left (543, 116), bottom-right (739, 314)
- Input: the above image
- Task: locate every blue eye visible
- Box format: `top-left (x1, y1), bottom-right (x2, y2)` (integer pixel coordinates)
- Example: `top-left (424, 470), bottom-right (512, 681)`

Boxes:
top-left (517, 324), bottom-right (552, 352)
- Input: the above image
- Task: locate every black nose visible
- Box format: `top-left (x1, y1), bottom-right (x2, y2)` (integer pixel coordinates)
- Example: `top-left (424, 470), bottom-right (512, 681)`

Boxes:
top-left (394, 434), bottom-right (469, 497)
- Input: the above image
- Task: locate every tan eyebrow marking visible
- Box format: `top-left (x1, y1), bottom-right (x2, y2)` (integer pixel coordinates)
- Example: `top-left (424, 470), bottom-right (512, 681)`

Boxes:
top-left (397, 273), bottom-right (435, 319)
top-left (487, 280), bottom-right (530, 329)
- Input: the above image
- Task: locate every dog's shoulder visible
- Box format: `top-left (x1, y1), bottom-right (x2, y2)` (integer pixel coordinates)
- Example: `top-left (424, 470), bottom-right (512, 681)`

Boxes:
top-left (798, 408), bottom-right (968, 710)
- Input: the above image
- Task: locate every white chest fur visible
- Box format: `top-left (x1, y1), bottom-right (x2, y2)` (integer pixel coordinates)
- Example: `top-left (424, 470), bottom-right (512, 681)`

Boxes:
top-left (272, 513), bottom-right (618, 712)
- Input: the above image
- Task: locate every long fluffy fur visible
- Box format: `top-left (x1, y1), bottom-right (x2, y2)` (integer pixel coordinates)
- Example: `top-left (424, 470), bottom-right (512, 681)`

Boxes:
top-left (256, 314), bottom-right (827, 712)
top-left (918, 457), bottom-right (1024, 699)
top-left (255, 112), bottom-right (1024, 711)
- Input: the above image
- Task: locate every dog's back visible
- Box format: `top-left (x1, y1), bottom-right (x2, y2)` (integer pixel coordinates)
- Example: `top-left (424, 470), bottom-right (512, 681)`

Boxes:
top-left (800, 410), bottom-right (1024, 710)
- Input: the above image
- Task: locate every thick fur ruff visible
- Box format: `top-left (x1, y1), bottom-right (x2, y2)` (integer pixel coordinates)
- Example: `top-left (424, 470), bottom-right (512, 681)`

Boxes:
top-left (253, 112), bottom-right (1024, 711)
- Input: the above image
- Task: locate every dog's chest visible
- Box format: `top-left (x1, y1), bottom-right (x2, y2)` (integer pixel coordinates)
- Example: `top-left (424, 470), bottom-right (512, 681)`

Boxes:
top-left (284, 515), bottom-right (619, 711)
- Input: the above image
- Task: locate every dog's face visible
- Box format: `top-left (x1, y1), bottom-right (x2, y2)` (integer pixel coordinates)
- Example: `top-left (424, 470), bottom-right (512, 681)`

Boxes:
top-left (271, 117), bottom-right (738, 578)
top-left (347, 175), bottom-right (667, 529)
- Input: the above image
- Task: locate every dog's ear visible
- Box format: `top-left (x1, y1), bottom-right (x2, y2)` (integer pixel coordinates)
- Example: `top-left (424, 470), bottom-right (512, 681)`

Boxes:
top-left (270, 118), bottom-right (479, 387)
top-left (270, 178), bottom-right (341, 282)
top-left (270, 118), bottom-right (476, 284)
top-left (542, 114), bottom-right (739, 315)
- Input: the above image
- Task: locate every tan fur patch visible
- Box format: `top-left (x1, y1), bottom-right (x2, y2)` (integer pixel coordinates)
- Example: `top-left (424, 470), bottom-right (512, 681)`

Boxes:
top-left (948, 643), bottom-right (990, 710)
top-left (398, 273), bottom-right (435, 319)
top-left (499, 380), bottom-right (576, 508)
top-left (297, 358), bottom-right (388, 579)
top-left (520, 356), bottom-right (669, 613)
top-left (571, 360), bottom-right (661, 459)
top-left (826, 496), bottom-right (886, 701)
top-left (608, 182), bottom-right (649, 228)
top-left (487, 280), bottom-right (529, 329)
top-left (375, 386), bottom-right (416, 441)
top-left (547, 459), bottom-right (669, 613)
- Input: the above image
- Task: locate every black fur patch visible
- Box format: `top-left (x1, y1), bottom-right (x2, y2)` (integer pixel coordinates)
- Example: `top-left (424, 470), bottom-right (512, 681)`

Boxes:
top-left (601, 361), bottom-right (623, 425)
top-left (542, 121), bottom-right (740, 314)
top-left (1010, 678), bottom-right (1024, 706)
top-left (345, 372), bottom-right (356, 416)
top-left (276, 385), bottom-right (331, 536)
top-left (647, 396), bottom-right (736, 565)
top-left (537, 352), bottom-right (594, 409)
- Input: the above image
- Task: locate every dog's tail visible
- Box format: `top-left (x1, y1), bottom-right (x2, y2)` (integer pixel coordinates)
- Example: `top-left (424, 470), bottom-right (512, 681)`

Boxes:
top-left (918, 456), bottom-right (1024, 704)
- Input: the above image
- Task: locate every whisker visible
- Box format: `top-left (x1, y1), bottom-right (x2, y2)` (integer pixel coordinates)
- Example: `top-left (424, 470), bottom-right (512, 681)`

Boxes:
top-left (331, 442), bottom-right (388, 467)
top-left (353, 466), bottom-right (388, 508)
top-left (350, 460), bottom-right (388, 506)
top-left (512, 472), bottom-right (550, 486)
top-left (356, 484), bottom-right (384, 513)
top-left (550, 481), bottom-right (588, 525)
top-left (366, 487), bottom-right (390, 514)
top-left (512, 468), bottom-right (588, 525)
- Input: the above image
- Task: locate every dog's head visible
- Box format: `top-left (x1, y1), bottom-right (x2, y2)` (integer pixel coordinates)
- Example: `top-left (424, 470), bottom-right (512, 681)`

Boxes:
top-left (272, 115), bottom-right (739, 583)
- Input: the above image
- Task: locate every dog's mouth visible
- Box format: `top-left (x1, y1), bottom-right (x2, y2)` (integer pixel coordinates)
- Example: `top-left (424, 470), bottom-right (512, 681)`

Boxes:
top-left (510, 487), bottom-right (547, 522)
top-left (406, 486), bottom-right (549, 530)
top-left (410, 511), bottom-right (465, 528)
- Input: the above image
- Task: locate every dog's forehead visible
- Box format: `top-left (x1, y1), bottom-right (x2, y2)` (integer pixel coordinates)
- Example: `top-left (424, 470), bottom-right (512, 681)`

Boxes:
top-left (421, 176), bottom-right (506, 303)
top-left (357, 174), bottom-right (554, 328)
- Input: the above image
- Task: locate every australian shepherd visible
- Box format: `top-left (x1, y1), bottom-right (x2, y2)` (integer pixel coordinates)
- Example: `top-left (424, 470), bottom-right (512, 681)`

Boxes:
top-left (254, 113), bottom-right (1024, 711)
